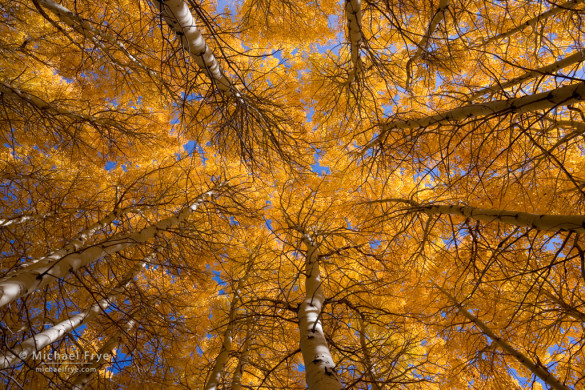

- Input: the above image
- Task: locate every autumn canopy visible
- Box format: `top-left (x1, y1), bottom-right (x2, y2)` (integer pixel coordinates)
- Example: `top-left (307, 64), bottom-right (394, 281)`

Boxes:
top-left (1, 0), bottom-right (585, 388)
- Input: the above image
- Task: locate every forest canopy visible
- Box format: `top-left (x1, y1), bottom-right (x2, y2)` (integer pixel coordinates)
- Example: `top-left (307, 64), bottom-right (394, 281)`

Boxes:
top-left (1, 0), bottom-right (585, 388)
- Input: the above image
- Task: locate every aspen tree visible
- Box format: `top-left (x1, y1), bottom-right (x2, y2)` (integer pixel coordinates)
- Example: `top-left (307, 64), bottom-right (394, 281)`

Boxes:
top-left (0, 187), bottom-right (220, 307)
top-left (436, 284), bottom-right (571, 390)
top-left (297, 235), bottom-right (342, 390)
top-left (0, 260), bottom-right (145, 368)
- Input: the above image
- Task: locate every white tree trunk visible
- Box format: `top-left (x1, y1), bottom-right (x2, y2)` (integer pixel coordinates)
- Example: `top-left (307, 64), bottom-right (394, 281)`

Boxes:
top-left (203, 301), bottom-right (236, 390)
top-left (469, 48), bottom-right (585, 100)
top-left (9, 204), bottom-right (144, 274)
top-left (0, 188), bottom-right (217, 308)
top-left (419, 204), bottom-right (585, 233)
top-left (373, 198), bottom-right (585, 233)
top-left (0, 261), bottom-right (145, 368)
top-left (0, 214), bottom-right (43, 228)
top-left (153, 0), bottom-right (241, 100)
top-left (298, 235), bottom-right (342, 390)
top-left (437, 285), bottom-right (570, 390)
top-left (366, 81), bottom-right (585, 149)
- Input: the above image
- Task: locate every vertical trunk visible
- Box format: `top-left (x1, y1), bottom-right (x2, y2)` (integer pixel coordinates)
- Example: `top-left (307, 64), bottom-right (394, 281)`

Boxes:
top-left (204, 260), bottom-right (253, 390)
top-left (298, 235), bottom-right (343, 390)
top-left (0, 188), bottom-right (216, 308)
top-left (345, 0), bottom-right (362, 83)
top-left (437, 285), bottom-right (571, 390)
top-left (231, 319), bottom-right (252, 390)
top-left (358, 316), bottom-right (381, 390)
top-left (0, 261), bottom-right (145, 368)
top-left (69, 319), bottom-right (137, 390)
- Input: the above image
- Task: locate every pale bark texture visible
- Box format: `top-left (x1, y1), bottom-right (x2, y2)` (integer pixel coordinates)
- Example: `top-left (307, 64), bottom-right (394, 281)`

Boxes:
top-left (0, 261), bottom-right (144, 368)
top-left (418, 204), bottom-right (585, 233)
top-left (0, 214), bottom-right (38, 228)
top-left (297, 235), bottom-right (343, 390)
top-left (469, 48), bottom-right (585, 100)
top-left (367, 81), bottom-right (585, 149)
top-left (345, 0), bottom-right (362, 83)
top-left (10, 205), bottom-right (143, 273)
top-left (70, 319), bottom-right (137, 390)
top-left (405, 0), bottom-right (449, 88)
top-left (437, 285), bottom-right (571, 390)
top-left (0, 189), bottom-right (217, 308)
top-left (373, 198), bottom-right (585, 233)
top-left (153, 0), bottom-right (240, 99)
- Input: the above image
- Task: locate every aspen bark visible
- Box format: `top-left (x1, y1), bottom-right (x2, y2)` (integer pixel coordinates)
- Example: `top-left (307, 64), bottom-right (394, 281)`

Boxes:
top-left (469, 48), bottom-right (585, 100)
top-left (367, 81), bottom-right (585, 149)
top-left (545, 120), bottom-right (585, 153)
top-left (0, 261), bottom-right (144, 368)
top-left (0, 214), bottom-right (41, 228)
top-left (10, 204), bottom-right (144, 273)
top-left (437, 285), bottom-right (571, 390)
top-left (153, 0), bottom-right (241, 100)
top-left (70, 319), bottom-right (137, 390)
top-left (0, 189), bottom-right (217, 308)
top-left (345, 0), bottom-right (362, 83)
top-left (373, 198), bottom-right (585, 233)
top-left (419, 205), bottom-right (585, 233)
top-left (418, 204), bottom-right (585, 233)
top-left (298, 235), bottom-right (342, 390)
top-left (405, 0), bottom-right (449, 88)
